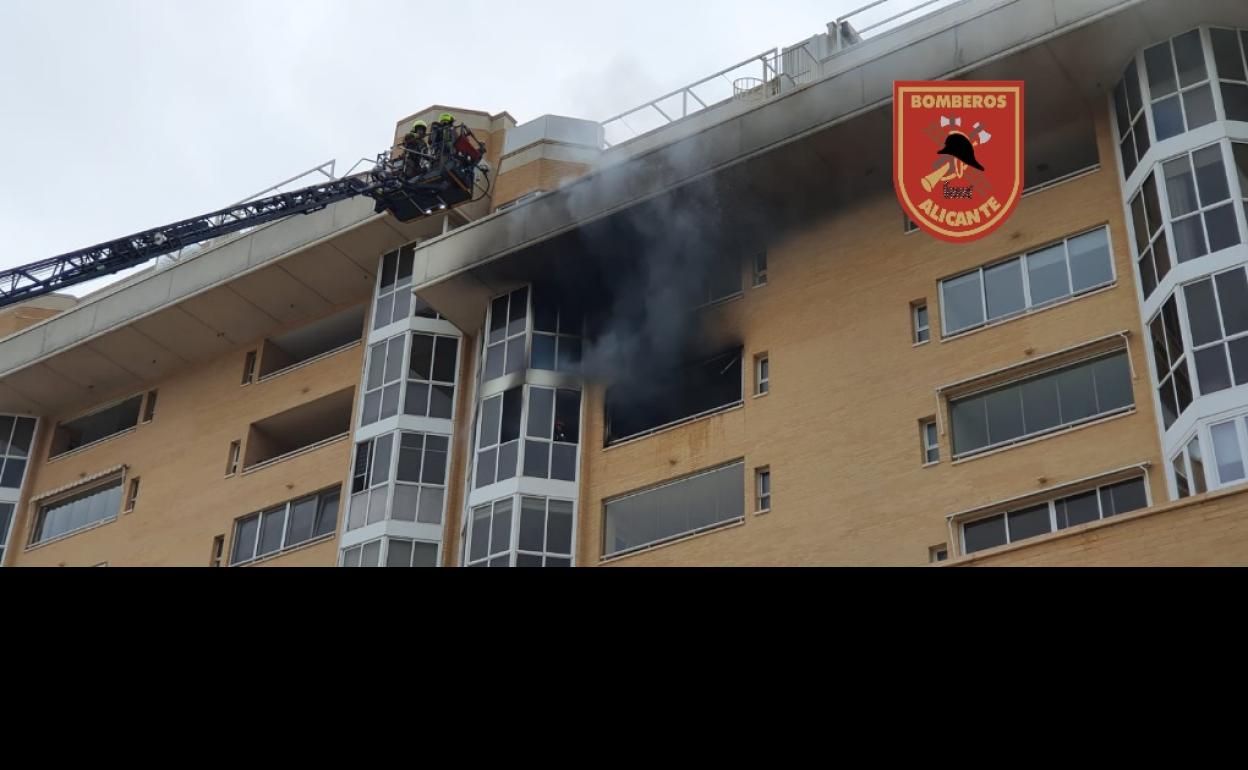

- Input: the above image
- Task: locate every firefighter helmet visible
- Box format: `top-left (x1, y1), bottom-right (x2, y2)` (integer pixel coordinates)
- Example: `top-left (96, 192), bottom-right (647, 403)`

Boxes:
top-left (411, 120), bottom-right (428, 133)
top-left (439, 113), bottom-right (455, 124)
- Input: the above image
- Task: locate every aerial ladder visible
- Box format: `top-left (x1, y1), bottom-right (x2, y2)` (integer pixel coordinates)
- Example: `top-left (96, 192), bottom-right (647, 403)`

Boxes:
top-left (0, 123), bottom-right (492, 310)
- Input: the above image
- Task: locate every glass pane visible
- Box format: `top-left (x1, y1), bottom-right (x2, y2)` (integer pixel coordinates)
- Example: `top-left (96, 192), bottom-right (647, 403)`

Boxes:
top-left (432, 337), bottom-right (458, 384)
top-left (1174, 359), bottom-right (1195, 413)
top-left (1211, 28), bottom-right (1246, 81)
top-left (315, 491), bottom-right (340, 537)
top-left (1103, 478), bottom-right (1148, 517)
top-left (257, 509), bottom-right (285, 556)
top-left (1183, 85), bottom-right (1216, 131)
top-left (1025, 244), bottom-right (1071, 305)
top-left (476, 449), bottom-right (497, 489)
top-left (1114, 80), bottom-right (1132, 134)
top-left (951, 397), bottom-right (989, 456)
top-left (1172, 215), bottom-right (1208, 262)
top-left (1159, 380), bottom-right (1179, 430)
top-left (385, 337), bottom-right (405, 382)
top-left (1153, 232), bottom-right (1172, 283)
top-left (1164, 157), bottom-right (1199, 216)
top-left (391, 484), bottom-right (419, 523)
top-left (555, 390), bottom-right (581, 444)
top-left (1056, 362), bottom-right (1099, 423)
top-left (548, 500), bottom-right (574, 554)
top-left (0, 416), bottom-right (11, 456)
top-left (1093, 354), bottom-right (1134, 412)
top-left (379, 252), bottom-right (398, 291)
top-left (1140, 253), bottom-right (1158, 299)
top-left (386, 539), bottom-right (414, 568)
top-left (1019, 377), bottom-right (1061, 435)
top-left (380, 383), bottom-right (401, 421)
top-left (1056, 492), bottom-right (1100, 530)
top-left (397, 433), bottom-right (424, 483)
top-left (505, 338), bottom-right (526, 375)
top-left (507, 287), bottom-right (529, 338)
top-left (429, 386), bottom-right (454, 420)
top-left (1153, 96), bottom-right (1185, 141)
top-left (366, 343), bottom-right (387, 390)
top-left (985, 388), bottom-right (1025, 445)
top-left (1125, 60), bottom-right (1143, 115)
top-left (519, 497), bottom-right (546, 552)
top-left (1194, 145), bottom-right (1231, 205)
top-left (527, 388), bottom-right (554, 439)
top-left (397, 250), bottom-right (414, 284)
top-left (1205, 204), bottom-right (1240, 253)
top-left (413, 543), bottom-right (439, 568)
top-left (232, 516), bottom-right (259, 563)
top-left (546, 558), bottom-right (572, 568)
top-left (470, 505), bottom-right (491, 562)
top-left (418, 487), bottom-right (444, 525)
top-left (533, 288), bottom-right (559, 333)
top-left (373, 294), bottom-right (394, 331)
top-left (551, 444), bottom-right (578, 482)
top-left (479, 397), bottom-right (501, 448)
top-left (1216, 270), bottom-right (1248, 336)
top-left (409, 334), bottom-right (434, 381)
top-left (1134, 120), bottom-right (1151, 164)
top-left (371, 434), bottom-right (393, 488)
top-left (348, 493), bottom-right (368, 531)
top-left (516, 554), bottom-right (544, 568)
top-left (491, 501), bottom-right (513, 556)
top-left (360, 391), bottom-right (382, 426)
top-left (1143, 174), bottom-right (1163, 235)
top-left (0, 459), bottom-right (24, 489)
top-left (501, 389), bottom-right (523, 442)
top-left (484, 343), bottom-right (505, 381)
top-left (342, 546), bottom-right (362, 568)
top-left (497, 441), bottom-right (518, 481)
top-left (1195, 347), bottom-right (1233, 395)
top-left (422, 438), bottom-right (447, 484)
top-left (941, 272), bottom-right (985, 334)
top-left (557, 338), bottom-right (583, 373)
top-left (391, 288), bottom-right (411, 324)
top-left (1120, 135), bottom-right (1137, 179)
top-left (1224, 83), bottom-right (1248, 123)
top-left (1212, 421), bottom-right (1246, 483)
top-left (404, 383), bottom-right (430, 418)
top-left (488, 295), bottom-right (508, 345)
top-left (1188, 437), bottom-right (1208, 495)
top-left (1229, 338), bottom-right (1248, 386)
top-left (1068, 229), bottom-right (1113, 292)
top-left (1151, 315), bottom-right (1172, 378)
top-left (366, 486), bottom-right (389, 526)
top-left (1144, 43), bottom-right (1177, 97)
top-left (984, 259), bottom-right (1026, 320)
top-left (523, 440), bottom-right (550, 479)
top-left (1186, 278), bottom-right (1223, 345)
top-left (1007, 505), bottom-right (1051, 543)
top-left (963, 515), bottom-right (1007, 554)
top-left (1173, 30), bottom-right (1207, 87)
top-left (360, 540), bottom-right (382, 568)
top-left (531, 334), bottom-right (557, 371)
top-left (286, 497), bottom-right (317, 546)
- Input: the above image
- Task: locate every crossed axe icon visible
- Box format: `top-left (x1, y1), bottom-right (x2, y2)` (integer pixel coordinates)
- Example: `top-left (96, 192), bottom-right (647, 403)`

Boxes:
top-left (920, 116), bottom-right (993, 192)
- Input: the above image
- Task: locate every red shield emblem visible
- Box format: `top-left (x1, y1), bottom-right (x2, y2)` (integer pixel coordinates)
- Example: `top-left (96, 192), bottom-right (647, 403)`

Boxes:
top-left (894, 81), bottom-right (1025, 243)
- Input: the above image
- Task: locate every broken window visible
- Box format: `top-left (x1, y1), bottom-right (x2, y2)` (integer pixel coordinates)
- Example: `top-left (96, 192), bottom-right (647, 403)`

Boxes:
top-left (604, 462), bottom-right (745, 558)
top-left (0, 416), bottom-right (36, 490)
top-left (374, 246), bottom-right (415, 330)
top-left (406, 333), bottom-right (458, 419)
top-left (531, 286), bottom-right (582, 373)
top-left (361, 335), bottom-right (407, 426)
top-left (475, 388), bottom-right (523, 489)
top-left (605, 348), bottom-right (743, 446)
top-left (699, 255), bottom-right (743, 308)
top-left (259, 305), bottom-right (366, 379)
top-left (50, 396), bottom-right (143, 457)
top-left (524, 388), bottom-right (581, 482)
top-left (484, 288), bottom-right (529, 381)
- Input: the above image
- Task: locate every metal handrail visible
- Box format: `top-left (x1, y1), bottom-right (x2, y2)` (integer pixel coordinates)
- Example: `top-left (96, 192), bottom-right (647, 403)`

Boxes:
top-left (838, 0), bottom-right (957, 36)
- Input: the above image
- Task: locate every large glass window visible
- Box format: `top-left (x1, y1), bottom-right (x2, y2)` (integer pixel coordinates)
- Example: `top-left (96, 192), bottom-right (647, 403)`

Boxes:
top-left (484, 288), bottom-right (529, 381)
top-left (940, 228), bottom-right (1113, 337)
top-left (1235, 143), bottom-right (1248, 227)
top-left (467, 498), bottom-right (514, 567)
top-left (32, 477), bottom-right (124, 544)
top-left (475, 389), bottom-right (522, 489)
top-left (0, 416), bottom-right (35, 490)
top-left (1210, 416), bottom-right (1248, 488)
top-left (374, 247), bottom-right (414, 330)
top-left (961, 477), bottom-right (1149, 554)
top-left (1114, 60), bottom-right (1149, 178)
top-left (348, 434), bottom-right (393, 531)
top-left (1184, 266), bottom-right (1248, 397)
top-left (516, 497), bottom-right (575, 568)
top-left (605, 348), bottom-right (743, 445)
top-left (531, 287), bottom-right (582, 373)
top-left (405, 333), bottom-right (458, 420)
top-left (231, 487), bottom-right (340, 565)
top-left (49, 396), bottom-right (142, 457)
top-left (361, 335), bottom-right (406, 426)
top-left (1144, 30), bottom-right (1216, 142)
top-left (603, 462), bottom-right (745, 558)
top-left (1162, 145), bottom-right (1240, 263)
top-left (1150, 295), bottom-right (1195, 429)
top-left (0, 502), bottom-right (14, 565)
top-left (1210, 28), bottom-right (1248, 123)
top-left (394, 432), bottom-right (449, 526)
top-left (524, 388), bottom-right (581, 482)
top-left (949, 351), bottom-right (1135, 458)
top-left (1130, 172), bottom-right (1172, 299)
top-left (342, 537), bottom-right (438, 568)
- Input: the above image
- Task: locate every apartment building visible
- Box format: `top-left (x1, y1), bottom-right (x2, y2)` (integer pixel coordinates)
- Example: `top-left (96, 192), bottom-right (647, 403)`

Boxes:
top-left (2, 0), bottom-right (1247, 567)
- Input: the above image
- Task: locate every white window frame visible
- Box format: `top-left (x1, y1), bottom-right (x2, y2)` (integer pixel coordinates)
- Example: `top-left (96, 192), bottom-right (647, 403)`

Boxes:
top-left (1182, 264), bottom-right (1248, 398)
top-left (124, 477), bottom-right (139, 513)
top-left (755, 467), bottom-right (772, 513)
top-left (404, 332), bottom-right (459, 420)
top-left (0, 502), bottom-right (15, 567)
top-left (348, 434), bottom-right (394, 532)
top-left (361, 334), bottom-right (408, 427)
top-left (1149, 293), bottom-right (1195, 430)
top-left (342, 536), bottom-right (440, 568)
top-left (226, 440), bottom-right (241, 477)
top-left (231, 486), bottom-right (341, 566)
top-left (913, 303), bottom-right (931, 345)
top-left (1159, 143), bottom-right (1241, 265)
top-left (529, 293), bottom-right (583, 374)
top-left (483, 288), bottom-right (530, 382)
top-left (1143, 29), bottom-right (1217, 143)
top-left (1114, 57), bottom-right (1151, 180)
top-left (474, 388), bottom-right (523, 490)
top-left (466, 497), bottom-right (516, 567)
top-left (1128, 169), bottom-right (1171, 301)
top-left (392, 431), bottom-right (451, 527)
top-left (1210, 414), bottom-right (1248, 489)
top-left (755, 354), bottom-right (770, 396)
top-left (922, 419), bottom-right (940, 466)
top-left (373, 246), bottom-right (415, 331)
top-left (514, 496), bottom-right (577, 567)
top-left (0, 415), bottom-right (36, 491)
top-left (522, 386), bottom-right (581, 483)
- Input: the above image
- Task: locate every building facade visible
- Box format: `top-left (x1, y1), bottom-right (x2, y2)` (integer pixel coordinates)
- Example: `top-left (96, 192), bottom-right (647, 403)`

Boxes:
top-left (2, 0), bottom-right (1247, 567)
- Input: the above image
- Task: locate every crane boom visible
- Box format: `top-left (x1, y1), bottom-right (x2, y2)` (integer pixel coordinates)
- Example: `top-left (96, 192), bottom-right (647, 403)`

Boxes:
top-left (0, 124), bottom-right (489, 309)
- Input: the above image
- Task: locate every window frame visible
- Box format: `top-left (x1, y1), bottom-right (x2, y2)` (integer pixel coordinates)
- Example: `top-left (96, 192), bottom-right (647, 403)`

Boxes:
top-left (373, 246), bottom-right (416, 331)
top-left (0, 502), bottom-right (14, 566)
top-left (347, 434), bottom-right (394, 532)
top-left (230, 486), bottom-right (341, 566)
top-left (1142, 29), bottom-right (1217, 144)
top-left (921, 419), bottom-right (940, 466)
top-left (755, 353), bottom-right (770, 396)
top-left (752, 251), bottom-right (769, 287)
top-left (31, 475), bottom-right (125, 546)
top-left (392, 431), bottom-right (451, 527)
top-left (522, 386), bottom-right (582, 484)
top-left (474, 388), bottom-right (524, 490)
top-left (360, 334), bottom-right (408, 427)
top-left (0, 415), bottom-right (36, 491)
top-left (755, 467), bottom-right (772, 514)
top-left (1182, 265), bottom-right (1248, 399)
top-left (913, 302), bottom-right (931, 345)
top-left (226, 440), bottom-right (241, 477)
top-left (1158, 142), bottom-right (1242, 265)
top-left (483, 287), bottom-right (531, 383)
top-left (1150, 293), bottom-right (1195, 430)
top-left (1113, 58), bottom-right (1150, 180)
top-left (529, 289), bottom-right (583, 375)
top-left (404, 332), bottom-right (460, 420)
top-left (49, 394), bottom-right (144, 459)
top-left (341, 536), bottom-right (440, 568)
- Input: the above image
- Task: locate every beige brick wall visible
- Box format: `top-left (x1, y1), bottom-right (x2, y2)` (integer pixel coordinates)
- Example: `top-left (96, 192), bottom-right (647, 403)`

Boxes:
top-left (493, 158), bottom-right (594, 209)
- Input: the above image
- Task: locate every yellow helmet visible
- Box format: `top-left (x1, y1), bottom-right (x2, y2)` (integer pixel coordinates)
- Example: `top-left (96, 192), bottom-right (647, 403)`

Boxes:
top-left (438, 113), bottom-right (455, 124)
top-left (411, 120), bottom-right (428, 133)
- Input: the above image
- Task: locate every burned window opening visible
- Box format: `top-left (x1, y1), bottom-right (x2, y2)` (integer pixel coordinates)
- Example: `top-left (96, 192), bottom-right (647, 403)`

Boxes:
top-left (605, 347), bottom-right (743, 446)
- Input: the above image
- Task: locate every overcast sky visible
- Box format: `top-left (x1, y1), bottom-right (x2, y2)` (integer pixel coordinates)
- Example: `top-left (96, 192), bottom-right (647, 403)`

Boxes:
top-left (0, 0), bottom-right (951, 280)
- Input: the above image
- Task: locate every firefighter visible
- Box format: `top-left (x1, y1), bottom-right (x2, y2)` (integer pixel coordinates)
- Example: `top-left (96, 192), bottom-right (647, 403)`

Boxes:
top-left (402, 120), bottom-right (431, 178)
top-left (431, 113), bottom-right (456, 155)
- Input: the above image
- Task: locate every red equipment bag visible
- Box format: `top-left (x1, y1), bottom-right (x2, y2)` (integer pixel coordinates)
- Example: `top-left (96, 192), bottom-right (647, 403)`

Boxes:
top-left (453, 132), bottom-right (483, 164)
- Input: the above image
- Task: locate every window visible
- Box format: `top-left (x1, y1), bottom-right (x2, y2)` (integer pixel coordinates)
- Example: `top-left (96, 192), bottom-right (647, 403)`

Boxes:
top-left (361, 335), bottom-right (406, 426)
top-left (929, 546), bottom-right (949, 564)
top-left (226, 440), bottom-right (241, 477)
top-left (1236, 142), bottom-right (1248, 234)
top-left (753, 252), bottom-right (769, 287)
top-left (606, 348), bottom-right (743, 445)
top-left (413, 295), bottom-right (442, 321)
top-left (1130, 172), bottom-right (1172, 299)
top-left (530, 287), bottom-right (582, 374)
top-left (1212, 28), bottom-right (1248, 122)
top-left (1144, 30), bottom-right (1216, 142)
top-left (394, 432), bottom-right (450, 526)
top-left (1172, 435), bottom-right (1210, 500)
top-left (467, 498), bottom-right (514, 567)
top-left (698, 254), bottom-right (743, 308)
top-left (475, 389), bottom-right (523, 489)
top-left (913, 303), bottom-right (930, 344)
top-left (949, 351), bottom-right (1135, 458)
top-left (0, 416), bottom-right (35, 490)
top-left (1210, 416), bottom-right (1248, 488)
top-left (243, 389), bottom-right (353, 470)
top-left (342, 537), bottom-right (438, 568)
top-left (922, 419), bottom-right (940, 465)
top-left (242, 351), bottom-right (257, 385)
top-left (142, 391), bottom-right (157, 423)
top-left (210, 535), bottom-right (225, 568)
top-left (756, 354), bottom-right (770, 396)
top-left (1184, 267), bottom-right (1248, 398)
top-left (961, 477), bottom-right (1149, 554)
top-left (231, 487), bottom-right (340, 565)
top-left (1113, 59), bottom-right (1149, 178)
top-left (1162, 145), bottom-right (1240, 263)
top-left (604, 462), bottom-right (745, 558)
top-left (516, 497), bottom-right (575, 568)
top-left (125, 478), bottom-right (140, 513)
top-left (523, 388), bottom-right (581, 483)
top-left (484, 288), bottom-right (529, 381)
top-left (348, 434), bottom-right (393, 531)
top-left (259, 306), bottom-right (366, 379)
top-left (405, 332), bottom-right (458, 419)
top-left (0, 503), bottom-right (14, 565)
top-left (940, 227), bottom-right (1113, 337)
top-left (1150, 295), bottom-right (1195, 429)
top-left (49, 395), bottom-right (143, 457)
top-left (756, 468), bottom-right (771, 513)
top-left (33, 477), bottom-right (124, 545)
top-left (374, 246), bottom-right (415, 330)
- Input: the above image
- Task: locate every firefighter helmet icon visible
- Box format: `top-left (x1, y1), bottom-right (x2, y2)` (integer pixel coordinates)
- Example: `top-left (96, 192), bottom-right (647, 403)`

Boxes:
top-left (937, 132), bottom-right (984, 172)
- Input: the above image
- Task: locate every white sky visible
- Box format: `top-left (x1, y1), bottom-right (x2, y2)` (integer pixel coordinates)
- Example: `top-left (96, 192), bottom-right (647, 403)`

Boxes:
top-left (0, 0), bottom-right (951, 279)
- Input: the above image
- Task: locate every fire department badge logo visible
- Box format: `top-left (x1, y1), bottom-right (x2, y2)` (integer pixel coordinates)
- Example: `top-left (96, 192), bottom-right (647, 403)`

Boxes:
top-left (894, 81), bottom-right (1024, 243)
